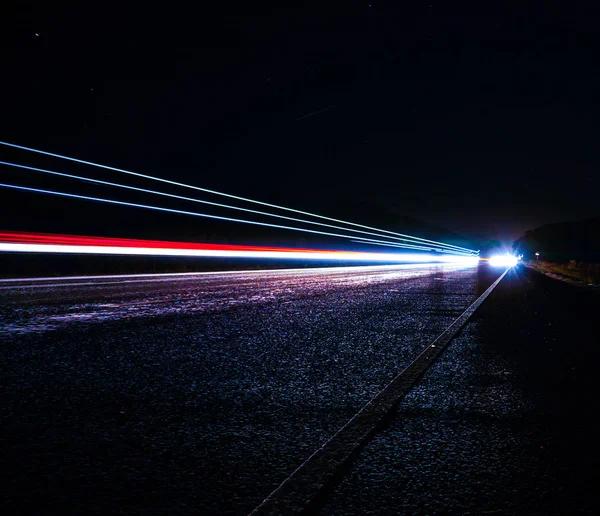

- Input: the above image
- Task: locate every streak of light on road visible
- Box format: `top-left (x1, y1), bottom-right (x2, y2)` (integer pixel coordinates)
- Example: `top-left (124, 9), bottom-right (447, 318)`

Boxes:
top-left (0, 140), bottom-right (478, 254)
top-left (0, 160), bottom-right (469, 252)
top-left (0, 231), bottom-right (481, 261)
top-left (0, 183), bottom-right (475, 254)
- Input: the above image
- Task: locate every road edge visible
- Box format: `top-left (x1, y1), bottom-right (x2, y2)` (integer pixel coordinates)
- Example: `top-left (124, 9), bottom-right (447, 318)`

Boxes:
top-left (249, 268), bottom-right (510, 515)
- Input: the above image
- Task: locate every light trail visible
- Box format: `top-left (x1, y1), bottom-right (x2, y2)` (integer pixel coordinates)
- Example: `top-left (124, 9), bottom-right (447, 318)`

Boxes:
top-left (0, 140), bottom-right (478, 255)
top-left (295, 104), bottom-right (336, 121)
top-left (350, 239), bottom-right (460, 255)
top-left (0, 263), bottom-right (465, 285)
top-left (0, 160), bottom-right (471, 254)
top-left (0, 242), bottom-right (480, 263)
top-left (0, 231), bottom-right (479, 264)
top-left (0, 182), bottom-right (474, 253)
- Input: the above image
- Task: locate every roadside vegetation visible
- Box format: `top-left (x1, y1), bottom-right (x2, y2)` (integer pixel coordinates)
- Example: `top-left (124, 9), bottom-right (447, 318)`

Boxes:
top-left (515, 217), bottom-right (599, 286)
top-left (528, 260), bottom-right (600, 286)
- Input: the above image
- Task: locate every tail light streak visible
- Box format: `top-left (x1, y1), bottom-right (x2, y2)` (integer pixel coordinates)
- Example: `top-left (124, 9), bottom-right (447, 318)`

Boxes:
top-left (0, 160), bottom-right (472, 253)
top-left (0, 231), bottom-right (480, 264)
top-left (0, 140), bottom-right (477, 255)
top-left (0, 182), bottom-right (475, 254)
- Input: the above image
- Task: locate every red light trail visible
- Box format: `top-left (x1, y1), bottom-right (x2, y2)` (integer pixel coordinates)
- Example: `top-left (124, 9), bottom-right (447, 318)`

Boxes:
top-left (0, 231), bottom-right (480, 264)
top-left (0, 140), bottom-right (478, 255)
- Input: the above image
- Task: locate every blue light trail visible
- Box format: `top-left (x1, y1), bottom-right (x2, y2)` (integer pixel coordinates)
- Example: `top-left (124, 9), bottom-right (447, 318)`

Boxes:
top-left (0, 140), bottom-right (478, 255)
top-left (0, 182), bottom-right (476, 254)
top-left (0, 160), bottom-right (472, 254)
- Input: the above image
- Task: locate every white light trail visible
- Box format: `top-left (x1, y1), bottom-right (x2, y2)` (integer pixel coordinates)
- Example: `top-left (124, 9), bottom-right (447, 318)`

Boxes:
top-left (0, 140), bottom-right (478, 255)
top-left (0, 182), bottom-right (471, 253)
top-left (0, 263), bottom-right (468, 285)
top-left (0, 242), bottom-right (480, 264)
top-left (349, 239), bottom-right (461, 255)
top-left (0, 160), bottom-right (472, 254)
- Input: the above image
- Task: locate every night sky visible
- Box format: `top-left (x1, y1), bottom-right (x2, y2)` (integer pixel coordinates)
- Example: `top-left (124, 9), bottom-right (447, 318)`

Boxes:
top-left (1, 2), bottom-right (598, 245)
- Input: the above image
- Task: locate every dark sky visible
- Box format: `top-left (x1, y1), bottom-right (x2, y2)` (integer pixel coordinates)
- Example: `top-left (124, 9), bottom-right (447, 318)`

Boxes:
top-left (1, 1), bottom-right (598, 245)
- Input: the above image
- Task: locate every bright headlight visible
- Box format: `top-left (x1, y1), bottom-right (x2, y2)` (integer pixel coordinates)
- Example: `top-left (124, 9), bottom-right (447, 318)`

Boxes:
top-left (489, 255), bottom-right (518, 267)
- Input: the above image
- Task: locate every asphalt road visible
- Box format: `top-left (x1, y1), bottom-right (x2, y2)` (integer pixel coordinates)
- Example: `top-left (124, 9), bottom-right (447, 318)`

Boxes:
top-left (0, 263), bottom-right (495, 515)
top-left (319, 266), bottom-right (600, 515)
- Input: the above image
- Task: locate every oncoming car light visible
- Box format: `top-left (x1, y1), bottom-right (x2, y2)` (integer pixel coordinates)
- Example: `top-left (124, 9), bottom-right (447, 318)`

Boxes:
top-left (489, 255), bottom-right (519, 267)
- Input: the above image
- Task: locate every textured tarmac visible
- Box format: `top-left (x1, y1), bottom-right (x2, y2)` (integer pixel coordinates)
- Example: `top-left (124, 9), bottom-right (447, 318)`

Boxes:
top-left (0, 263), bottom-right (488, 515)
top-left (319, 266), bottom-right (600, 515)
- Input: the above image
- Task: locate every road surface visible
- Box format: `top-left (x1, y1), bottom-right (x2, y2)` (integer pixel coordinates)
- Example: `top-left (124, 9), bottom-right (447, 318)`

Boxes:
top-left (1, 263), bottom-right (495, 515)
top-left (319, 266), bottom-right (600, 515)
